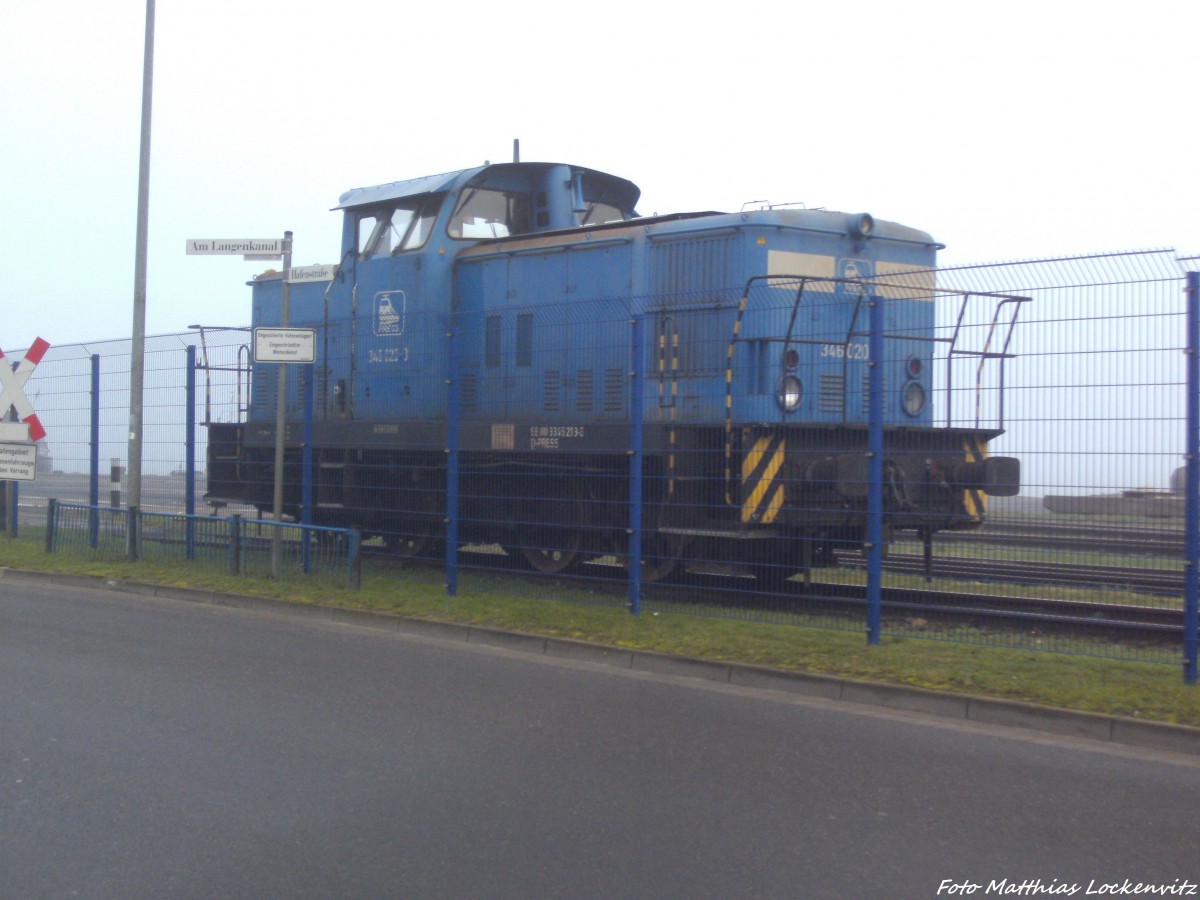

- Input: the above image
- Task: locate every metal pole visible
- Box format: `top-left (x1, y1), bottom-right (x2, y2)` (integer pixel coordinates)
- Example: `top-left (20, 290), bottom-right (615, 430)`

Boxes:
top-left (185, 344), bottom-right (196, 560)
top-left (4, 403), bottom-right (17, 538)
top-left (445, 326), bottom-right (460, 596)
top-left (45, 498), bottom-right (56, 553)
top-left (89, 354), bottom-right (100, 547)
top-left (301, 361), bottom-right (314, 574)
top-left (1184, 271), bottom-right (1199, 685)
top-left (628, 315), bottom-right (645, 615)
top-left (126, 0), bottom-right (155, 560)
top-left (4, 481), bottom-right (13, 538)
top-left (866, 296), bottom-right (884, 645)
top-left (270, 231), bottom-right (294, 578)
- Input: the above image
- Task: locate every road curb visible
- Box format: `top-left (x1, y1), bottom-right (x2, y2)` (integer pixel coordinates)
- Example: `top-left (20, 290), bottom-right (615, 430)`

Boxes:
top-left (5, 566), bottom-right (1199, 756)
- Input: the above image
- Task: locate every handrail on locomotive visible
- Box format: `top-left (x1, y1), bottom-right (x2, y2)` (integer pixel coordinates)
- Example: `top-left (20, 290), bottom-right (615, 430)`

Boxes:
top-left (732, 272), bottom-right (1029, 430)
top-left (190, 324), bottom-right (252, 427)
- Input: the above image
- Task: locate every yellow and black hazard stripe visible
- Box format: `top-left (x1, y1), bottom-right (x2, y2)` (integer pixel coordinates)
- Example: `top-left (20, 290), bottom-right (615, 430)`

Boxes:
top-left (657, 326), bottom-right (680, 496)
top-left (741, 433), bottom-right (787, 525)
top-left (723, 292), bottom-right (750, 506)
top-left (963, 434), bottom-right (988, 522)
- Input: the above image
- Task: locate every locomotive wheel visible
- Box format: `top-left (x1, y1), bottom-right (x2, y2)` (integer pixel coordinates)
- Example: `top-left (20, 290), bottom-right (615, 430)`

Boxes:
top-left (520, 529), bottom-right (584, 575)
top-left (383, 522), bottom-right (438, 560)
top-left (383, 517), bottom-right (442, 561)
top-left (382, 490), bottom-right (445, 562)
top-left (613, 532), bottom-right (688, 584)
top-left (513, 476), bottom-right (587, 575)
top-left (749, 538), bottom-right (834, 590)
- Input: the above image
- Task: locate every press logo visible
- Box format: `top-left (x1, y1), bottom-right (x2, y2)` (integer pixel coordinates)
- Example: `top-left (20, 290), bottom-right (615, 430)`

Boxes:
top-left (375, 291), bottom-right (406, 336)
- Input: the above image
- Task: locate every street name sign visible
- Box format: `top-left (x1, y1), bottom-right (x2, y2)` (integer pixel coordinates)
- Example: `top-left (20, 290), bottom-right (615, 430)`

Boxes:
top-left (186, 238), bottom-right (283, 255)
top-left (186, 239), bottom-right (283, 261)
top-left (287, 264), bottom-right (338, 284)
top-left (254, 327), bottom-right (316, 363)
top-left (0, 442), bottom-right (36, 481)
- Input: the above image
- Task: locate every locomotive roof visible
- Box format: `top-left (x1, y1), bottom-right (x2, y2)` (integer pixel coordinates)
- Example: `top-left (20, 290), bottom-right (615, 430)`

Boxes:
top-left (335, 162), bottom-right (640, 211)
top-left (335, 169), bottom-right (468, 209)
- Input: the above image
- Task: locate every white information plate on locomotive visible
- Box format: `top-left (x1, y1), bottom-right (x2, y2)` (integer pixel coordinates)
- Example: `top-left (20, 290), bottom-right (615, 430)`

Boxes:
top-left (0, 442), bottom-right (36, 481)
top-left (253, 328), bottom-right (316, 363)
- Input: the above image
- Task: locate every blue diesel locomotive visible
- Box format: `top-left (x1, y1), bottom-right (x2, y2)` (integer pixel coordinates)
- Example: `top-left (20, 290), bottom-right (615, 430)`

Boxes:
top-left (205, 158), bottom-right (1021, 582)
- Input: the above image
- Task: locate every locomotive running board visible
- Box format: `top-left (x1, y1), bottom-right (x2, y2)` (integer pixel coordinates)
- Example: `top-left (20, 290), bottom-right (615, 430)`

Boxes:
top-left (658, 527), bottom-right (778, 540)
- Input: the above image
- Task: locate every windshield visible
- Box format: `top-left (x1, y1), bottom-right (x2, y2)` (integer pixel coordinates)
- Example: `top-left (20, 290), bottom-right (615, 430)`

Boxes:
top-left (580, 200), bottom-right (627, 226)
top-left (447, 188), bottom-right (531, 239)
top-left (358, 193), bottom-right (444, 257)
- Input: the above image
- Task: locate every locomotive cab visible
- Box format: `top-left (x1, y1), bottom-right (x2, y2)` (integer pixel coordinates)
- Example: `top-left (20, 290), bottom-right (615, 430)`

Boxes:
top-left (337, 162), bottom-right (640, 254)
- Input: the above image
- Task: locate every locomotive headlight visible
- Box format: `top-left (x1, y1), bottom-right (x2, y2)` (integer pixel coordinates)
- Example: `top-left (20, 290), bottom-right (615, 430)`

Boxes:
top-left (901, 380), bottom-right (926, 416)
top-left (778, 374), bottom-right (803, 411)
top-left (847, 213), bottom-right (875, 239)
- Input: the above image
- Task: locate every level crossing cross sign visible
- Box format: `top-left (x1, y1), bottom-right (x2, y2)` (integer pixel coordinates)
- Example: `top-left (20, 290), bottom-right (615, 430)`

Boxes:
top-left (0, 337), bottom-right (50, 442)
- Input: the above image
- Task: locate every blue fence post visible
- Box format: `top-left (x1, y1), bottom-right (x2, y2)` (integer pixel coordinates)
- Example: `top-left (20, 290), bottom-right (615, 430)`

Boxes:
top-left (45, 498), bottom-right (56, 553)
top-left (348, 527), bottom-right (362, 590)
top-left (1185, 271), bottom-right (1199, 685)
top-left (301, 362), bottom-right (314, 574)
top-left (445, 326), bottom-right (460, 597)
top-left (89, 354), bottom-right (100, 548)
top-left (865, 295), bottom-right (884, 645)
top-left (185, 344), bottom-right (196, 560)
top-left (628, 314), bottom-right (645, 615)
top-left (3, 367), bottom-right (17, 536)
top-left (129, 505), bottom-right (140, 562)
top-left (229, 514), bottom-right (242, 576)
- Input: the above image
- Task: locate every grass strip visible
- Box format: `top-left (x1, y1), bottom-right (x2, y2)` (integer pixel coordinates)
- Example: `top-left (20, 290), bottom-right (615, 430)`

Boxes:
top-left (2, 531), bottom-right (1198, 727)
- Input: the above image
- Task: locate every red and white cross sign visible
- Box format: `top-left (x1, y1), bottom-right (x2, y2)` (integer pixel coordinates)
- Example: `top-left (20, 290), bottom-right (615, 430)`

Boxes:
top-left (0, 337), bottom-right (50, 442)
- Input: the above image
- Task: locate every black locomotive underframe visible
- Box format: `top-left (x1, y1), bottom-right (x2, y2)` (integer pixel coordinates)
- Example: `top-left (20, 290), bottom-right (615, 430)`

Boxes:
top-left (207, 420), bottom-right (1005, 567)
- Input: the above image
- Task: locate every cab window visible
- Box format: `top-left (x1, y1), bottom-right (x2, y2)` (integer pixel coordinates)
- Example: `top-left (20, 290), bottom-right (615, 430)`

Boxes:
top-left (580, 201), bottom-right (626, 226)
top-left (447, 188), bottom-right (531, 239)
top-left (358, 194), bottom-right (443, 258)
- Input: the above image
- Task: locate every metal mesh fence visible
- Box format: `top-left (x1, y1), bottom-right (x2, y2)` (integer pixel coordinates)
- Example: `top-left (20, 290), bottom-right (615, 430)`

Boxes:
top-left (3, 251), bottom-right (1196, 671)
top-left (45, 501), bottom-right (359, 589)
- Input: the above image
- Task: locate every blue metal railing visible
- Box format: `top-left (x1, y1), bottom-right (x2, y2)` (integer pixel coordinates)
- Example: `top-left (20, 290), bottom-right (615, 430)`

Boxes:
top-left (46, 501), bottom-right (360, 589)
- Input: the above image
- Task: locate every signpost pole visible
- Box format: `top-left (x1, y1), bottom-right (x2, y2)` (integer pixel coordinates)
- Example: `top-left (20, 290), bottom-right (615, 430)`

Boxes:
top-left (2, 406), bottom-right (17, 537)
top-left (270, 231), bottom-right (294, 579)
top-left (186, 233), bottom-right (323, 578)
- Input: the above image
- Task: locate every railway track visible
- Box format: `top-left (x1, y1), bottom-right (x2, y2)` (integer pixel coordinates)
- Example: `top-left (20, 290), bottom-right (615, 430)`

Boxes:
top-left (13, 492), bottom-right (1194, 648)
top-left (433, 546), bottom-right (1189, 647)
top-left (845, 552), bottom-right (1185, 596)
top-left (792, 581), bottom-right (1184, 643)
top-left (947, 515), bottom-right (1184, 558)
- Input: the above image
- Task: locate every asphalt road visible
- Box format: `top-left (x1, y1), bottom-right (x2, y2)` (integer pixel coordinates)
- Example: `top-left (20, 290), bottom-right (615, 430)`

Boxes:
top-left (2, 581), bottom-right (1197, 899)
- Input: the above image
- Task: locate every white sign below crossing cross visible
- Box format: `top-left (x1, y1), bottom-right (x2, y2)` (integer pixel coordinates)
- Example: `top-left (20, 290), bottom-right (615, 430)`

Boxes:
top-left (0, 441), bottom-right (36, 481)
